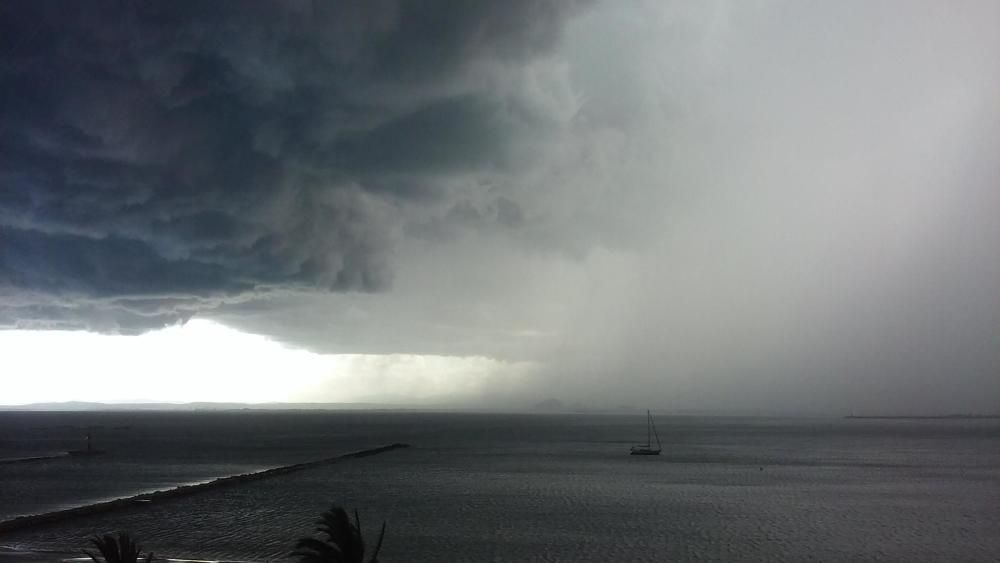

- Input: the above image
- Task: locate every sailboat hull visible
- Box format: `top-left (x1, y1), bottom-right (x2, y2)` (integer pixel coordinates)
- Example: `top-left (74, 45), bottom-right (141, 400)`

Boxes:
top-left (629, 410), bottom-right (663, 456)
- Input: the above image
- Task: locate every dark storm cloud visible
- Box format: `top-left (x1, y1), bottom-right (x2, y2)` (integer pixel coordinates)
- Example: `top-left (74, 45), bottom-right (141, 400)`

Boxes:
top-left (0, 225), bottom-right (244, 296)
top-left (0, 0), bottom-right (588, 331)
top-left (216, 1), bottom-right (999, 414)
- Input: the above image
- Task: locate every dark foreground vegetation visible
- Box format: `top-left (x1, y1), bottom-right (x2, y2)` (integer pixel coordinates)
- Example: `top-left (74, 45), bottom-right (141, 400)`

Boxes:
top-left (83, 505), bottom-right (385, 563)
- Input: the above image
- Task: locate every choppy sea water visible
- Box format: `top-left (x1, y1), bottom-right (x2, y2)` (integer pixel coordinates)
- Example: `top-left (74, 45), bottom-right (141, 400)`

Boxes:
top-left (0, 411), bottom-right (998, 562)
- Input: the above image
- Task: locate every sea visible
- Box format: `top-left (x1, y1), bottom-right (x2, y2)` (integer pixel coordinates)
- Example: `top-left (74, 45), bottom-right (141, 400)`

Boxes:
top-left (0, 411), bottom-right (997, 562)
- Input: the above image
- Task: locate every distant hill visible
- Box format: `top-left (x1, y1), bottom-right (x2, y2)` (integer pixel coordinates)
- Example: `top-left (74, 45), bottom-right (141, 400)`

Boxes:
top-left (530, 398), bottom-right (605, 413)
top-left (0, 401), bottom-right (412, 412)
top-left (532, 398), bottom-right (566, 412)
top-left (845, 414), bottom-right (1000, 420)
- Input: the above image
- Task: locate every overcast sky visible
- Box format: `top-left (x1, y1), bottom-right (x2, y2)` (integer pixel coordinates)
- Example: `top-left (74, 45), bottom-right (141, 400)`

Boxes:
top-left (2, 1), bottom-right (998, 413)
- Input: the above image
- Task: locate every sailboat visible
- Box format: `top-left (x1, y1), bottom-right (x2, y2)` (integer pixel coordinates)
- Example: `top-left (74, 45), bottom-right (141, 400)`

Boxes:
top-left (629, 410), bottom-right (662, 455)
top-left (67, 432), bottom-right (105, 457)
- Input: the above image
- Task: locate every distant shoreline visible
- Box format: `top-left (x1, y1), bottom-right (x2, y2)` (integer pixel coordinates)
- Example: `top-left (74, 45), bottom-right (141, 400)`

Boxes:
top-left (845, 414), bottom-right (1000, 420)
top-left (0, 547), bottom-right (248, 563)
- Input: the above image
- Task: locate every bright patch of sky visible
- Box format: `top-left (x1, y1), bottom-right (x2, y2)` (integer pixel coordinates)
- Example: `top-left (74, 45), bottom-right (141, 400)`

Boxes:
top-left (0, 320), bottom-right (535, 406)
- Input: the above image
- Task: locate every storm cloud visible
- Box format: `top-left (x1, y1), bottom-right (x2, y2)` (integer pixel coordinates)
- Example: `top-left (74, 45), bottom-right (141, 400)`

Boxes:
top-left (0, 0), bottom-right (587, 331)
top-left (2, 1), bottom-right (998, 414)
top-left (218, 1), bottom-right (1000, 414)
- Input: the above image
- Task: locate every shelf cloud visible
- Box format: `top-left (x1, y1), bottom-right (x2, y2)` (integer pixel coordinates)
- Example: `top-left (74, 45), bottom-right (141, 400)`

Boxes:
top-left (0, 0), bottom-right (588, 332)
top-left (2, 1), bottom-right (999, 413)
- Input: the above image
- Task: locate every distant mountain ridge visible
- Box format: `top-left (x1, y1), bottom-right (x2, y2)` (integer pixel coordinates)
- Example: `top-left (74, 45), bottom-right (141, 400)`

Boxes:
top-left (844, 414), bottom-right (1000, 419)
top-left (0, 401), bottom-right (411, 411)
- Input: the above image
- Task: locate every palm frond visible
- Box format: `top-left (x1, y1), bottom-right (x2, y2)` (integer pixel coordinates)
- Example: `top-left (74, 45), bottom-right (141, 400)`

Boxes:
top-left (293, 504), bottom-right (387, 563)
top-left (83, 532), bottom-right (146, 563)
top-left (368, 521), bottom-right (387, 563)
top-left (292, 536), bottom-right (344, 562)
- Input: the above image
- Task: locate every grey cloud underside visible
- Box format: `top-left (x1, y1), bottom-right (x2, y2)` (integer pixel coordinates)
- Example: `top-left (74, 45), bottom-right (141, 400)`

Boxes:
top-left (1, 0), bottom-right (998, 415)
top-left (0, 0), bottom-right (587, 332)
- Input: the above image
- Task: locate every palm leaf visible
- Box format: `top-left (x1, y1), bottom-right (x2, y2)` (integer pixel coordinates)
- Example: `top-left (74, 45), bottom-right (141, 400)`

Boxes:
top-left (293, 504), bottom-right (386, 563)
top-left (83, 532), bottom-right (146, 563)
top-left (292, 536), bottom-right (344, 562)
top-left (368, 521), bottom-right (387, 563)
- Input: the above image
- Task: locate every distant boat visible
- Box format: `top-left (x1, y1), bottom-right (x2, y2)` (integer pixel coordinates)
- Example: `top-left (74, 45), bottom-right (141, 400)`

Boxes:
top-left (629, 410), bottom-right (662, 456)
top-left (67, 432), bottom-right (105, 457)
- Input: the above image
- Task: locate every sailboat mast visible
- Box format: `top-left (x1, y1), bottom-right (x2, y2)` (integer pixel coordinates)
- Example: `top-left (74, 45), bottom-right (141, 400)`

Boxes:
top-left (650, 414), bottom-right (661, 449)
top-left (646, 410), bottom-right (651, 447)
